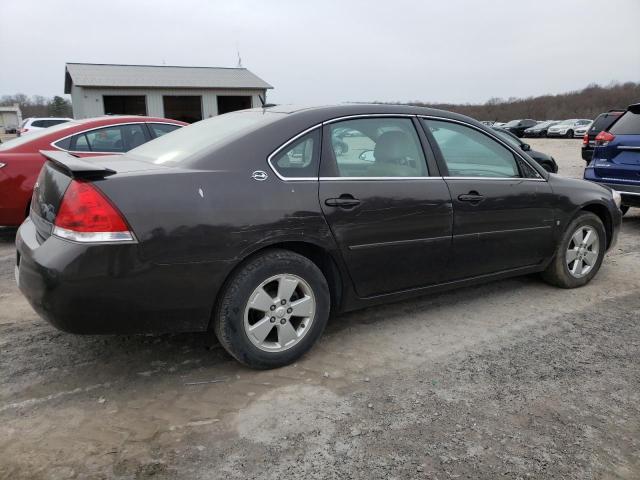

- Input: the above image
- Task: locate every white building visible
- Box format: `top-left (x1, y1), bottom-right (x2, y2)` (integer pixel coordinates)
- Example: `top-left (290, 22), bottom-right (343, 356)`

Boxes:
top-left (0, 104), bottom-right (22, 133)
top-left (64, 63), bottom-right (273, 122)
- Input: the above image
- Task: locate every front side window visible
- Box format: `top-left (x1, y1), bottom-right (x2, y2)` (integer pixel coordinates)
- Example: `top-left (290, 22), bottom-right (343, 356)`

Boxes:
top-left (270, 129), bottom-right (320, 178)
top-left (327, 118), bottom-right (427, 178)
top-left (424, 119), bottom-right (520, 178)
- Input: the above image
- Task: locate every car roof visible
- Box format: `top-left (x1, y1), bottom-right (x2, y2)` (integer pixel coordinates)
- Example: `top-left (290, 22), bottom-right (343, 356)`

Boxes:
top-left (74, 115), bottom-right (187, 126)
top-left (253, 103), bottom-right (482, 126)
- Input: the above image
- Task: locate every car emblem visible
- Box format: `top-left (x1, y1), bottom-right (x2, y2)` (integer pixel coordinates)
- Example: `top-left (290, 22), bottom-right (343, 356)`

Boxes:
top-left (251, 170), bottom-right (268, 181)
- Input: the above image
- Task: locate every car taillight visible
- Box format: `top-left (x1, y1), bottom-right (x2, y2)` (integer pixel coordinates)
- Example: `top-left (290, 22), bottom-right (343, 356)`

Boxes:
top-left (52, 180), bottom-right (135, 243)
top-left (20, 128), bottom-right (28, 133)
top-left (595, 131), bottom-right (615, 146)
top-left (582, 133), bottom-right (588, 146)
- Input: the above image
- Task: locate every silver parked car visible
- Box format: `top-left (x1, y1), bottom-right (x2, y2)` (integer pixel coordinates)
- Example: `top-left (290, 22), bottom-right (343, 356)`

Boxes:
top-left (573, 121), bottom-right (593, 138)
top-left (547, 119), bottom-right (592, 138)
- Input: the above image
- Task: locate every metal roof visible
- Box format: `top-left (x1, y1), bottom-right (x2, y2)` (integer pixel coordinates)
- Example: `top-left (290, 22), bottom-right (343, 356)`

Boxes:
top-left (65, 63), bottom-right (272, 93)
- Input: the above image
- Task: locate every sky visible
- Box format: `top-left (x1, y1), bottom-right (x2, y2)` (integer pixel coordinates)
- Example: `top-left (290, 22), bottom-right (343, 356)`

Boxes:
top-left (1, 0), bottom-right (639, 105)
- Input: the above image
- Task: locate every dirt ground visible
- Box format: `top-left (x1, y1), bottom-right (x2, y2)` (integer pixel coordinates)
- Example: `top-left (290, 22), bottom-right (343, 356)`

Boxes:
top-left (1, 138), bottom-right (639, 479)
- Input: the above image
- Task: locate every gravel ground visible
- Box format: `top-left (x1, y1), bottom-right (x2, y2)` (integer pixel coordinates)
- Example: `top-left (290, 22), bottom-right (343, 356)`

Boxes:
top-left (1, 138), bottom-right (639, 479)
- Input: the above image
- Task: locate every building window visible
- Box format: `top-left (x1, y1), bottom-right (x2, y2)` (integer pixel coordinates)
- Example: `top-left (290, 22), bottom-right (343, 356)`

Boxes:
top-left (103, 95), bottom-right (147, 116)
top-left (217, 96), bottom-right (252, 115)
top-left (162, 96), bottom-right (203, 123)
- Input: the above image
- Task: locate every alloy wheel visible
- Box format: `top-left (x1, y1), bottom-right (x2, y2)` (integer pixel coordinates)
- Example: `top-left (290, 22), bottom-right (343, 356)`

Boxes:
top-left (243, 274), bottom-right (316, 352)
top-left (566, 225), bottom-right (599, 278)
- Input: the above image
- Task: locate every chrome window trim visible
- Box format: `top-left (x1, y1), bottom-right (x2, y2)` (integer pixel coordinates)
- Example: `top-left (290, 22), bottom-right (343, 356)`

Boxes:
top-left (616, 190), bottom-right (640, 196)
top-left (50, 121), bottom-right (182, 155)
top-left (418, 115), bottom-right (547, 181)
top-left (442, 176), bottom-right (546, 182)
top-left (323, 113), bottom-right (416, 124)
top-left (319, 176), bottom-right (443, 181)
top-left (267, 114), bottom-right (422, 181)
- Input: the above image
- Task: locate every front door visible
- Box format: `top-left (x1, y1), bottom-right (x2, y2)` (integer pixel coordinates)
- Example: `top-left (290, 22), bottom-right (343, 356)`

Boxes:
top-left (319, 116), bottom-right (453, 298)
top-left (421, 118), bottom-right (556, 280)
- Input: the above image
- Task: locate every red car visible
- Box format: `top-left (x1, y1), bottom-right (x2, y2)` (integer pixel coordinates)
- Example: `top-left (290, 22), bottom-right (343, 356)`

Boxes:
top-left (0, 116), bottom-right (186, 226)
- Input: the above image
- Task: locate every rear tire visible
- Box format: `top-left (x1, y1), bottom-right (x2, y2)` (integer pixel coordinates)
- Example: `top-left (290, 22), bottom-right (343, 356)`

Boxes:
top-left (214, 249), bottom-right (330, 369)
top-left (541, 212), bottom-right (606, 288)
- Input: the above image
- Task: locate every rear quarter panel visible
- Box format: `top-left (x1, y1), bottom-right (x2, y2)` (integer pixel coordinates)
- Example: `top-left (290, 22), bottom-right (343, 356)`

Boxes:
top-left (0, 152), bottom-right (44, 225)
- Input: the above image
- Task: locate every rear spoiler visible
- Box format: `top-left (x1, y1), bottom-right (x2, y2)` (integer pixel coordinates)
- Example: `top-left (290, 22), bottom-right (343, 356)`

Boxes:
top-left (628, 103), bottom-right (640, 114)
top-left (40, 150), bottom-right (116, 178)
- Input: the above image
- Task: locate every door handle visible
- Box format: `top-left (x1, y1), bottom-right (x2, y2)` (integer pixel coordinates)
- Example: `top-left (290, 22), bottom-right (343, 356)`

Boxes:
top-left (325, 194), bottom-right (361, 208)
top-left (458, 191), bottom-right (484, 203)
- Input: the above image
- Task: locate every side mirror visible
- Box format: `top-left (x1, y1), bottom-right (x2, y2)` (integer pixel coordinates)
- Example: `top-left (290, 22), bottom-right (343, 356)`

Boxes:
top-left (359, 150), bottom-right (375, 162)
top-left (521, 143), bottom-right (531, 151)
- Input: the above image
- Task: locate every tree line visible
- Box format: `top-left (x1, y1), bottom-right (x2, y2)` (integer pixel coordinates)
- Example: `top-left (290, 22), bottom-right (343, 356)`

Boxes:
top-left (0, 94), bottom-right (72, 119)
top-left (380, 81), bottom-right (640, 122)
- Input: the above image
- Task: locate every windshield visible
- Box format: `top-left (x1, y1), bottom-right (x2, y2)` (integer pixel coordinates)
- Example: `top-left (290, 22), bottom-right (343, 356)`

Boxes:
top-left (556, 119), bottom-right (578, 126)
top-left (532, 121), bottom-right (553, 129)
top-left (493, 129), bottom-right (521, 148)
top-left (503, 120), bottom-right (521, 127)
top-left (0, 121), bottom-right (79, 150)
top-left (129, 110), bottom-right (284, 165)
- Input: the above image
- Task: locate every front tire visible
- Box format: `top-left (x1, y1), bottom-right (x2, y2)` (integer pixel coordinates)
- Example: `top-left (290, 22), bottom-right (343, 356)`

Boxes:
top-left (541, 212), bottom-right (606, 288)
top-left (214, 249), bottom-right (330, 369)
top-left (565, 129), bottom-right (574, 138)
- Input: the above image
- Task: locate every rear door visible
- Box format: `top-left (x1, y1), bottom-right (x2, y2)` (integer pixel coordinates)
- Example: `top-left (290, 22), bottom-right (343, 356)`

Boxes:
top-left (318, 116), bottom-right (453, 298)
top-left (593, 109), bottom-right (640, 183)
top-left (421, 118), bottom-right (556, 280)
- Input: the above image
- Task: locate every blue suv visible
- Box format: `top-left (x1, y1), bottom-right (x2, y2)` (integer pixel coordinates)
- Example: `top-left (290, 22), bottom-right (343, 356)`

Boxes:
top-left (584, 103), bottom-right (640, 215)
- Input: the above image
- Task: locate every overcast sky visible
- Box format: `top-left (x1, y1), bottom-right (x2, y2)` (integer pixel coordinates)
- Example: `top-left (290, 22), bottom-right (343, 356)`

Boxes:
top-left (1, 0), bottom-right (639, 105)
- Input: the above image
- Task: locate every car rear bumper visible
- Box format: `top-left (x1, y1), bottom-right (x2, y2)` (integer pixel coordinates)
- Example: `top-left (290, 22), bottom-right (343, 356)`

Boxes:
top-left (583, 171), bottom-right (640, 208)
top-left (581, 145), bottom-right (594, 162)
top-left (15, 218), bottom-right (228, 334)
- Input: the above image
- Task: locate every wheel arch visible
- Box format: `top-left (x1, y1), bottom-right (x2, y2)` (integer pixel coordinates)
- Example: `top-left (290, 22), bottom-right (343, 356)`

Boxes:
top-left (209, 240), bottom-right (346, 330)
top-left (579, 202), bottom-right (613, 248)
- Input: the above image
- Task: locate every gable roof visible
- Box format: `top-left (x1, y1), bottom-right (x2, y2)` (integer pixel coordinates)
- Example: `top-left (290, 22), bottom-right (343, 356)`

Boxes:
top-left (65, 63), bottom-right (272, 93)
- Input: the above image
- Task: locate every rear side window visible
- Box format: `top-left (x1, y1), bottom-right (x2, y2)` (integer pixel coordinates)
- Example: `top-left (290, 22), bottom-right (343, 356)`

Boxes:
top-left (425, 119), bottom-right (521, 178)
top-left (73, 134), bottom-right (91, 151)
top-left (85, 126), bottom-right (124, 152)
top-left (270, 129), bottom-right (320, 178)
top-left (609, 111), bottom-right (640, 135)
top-left (148, 123), bottom-right (181, 138)
top-left (60, 124), bottom-right (147, 152)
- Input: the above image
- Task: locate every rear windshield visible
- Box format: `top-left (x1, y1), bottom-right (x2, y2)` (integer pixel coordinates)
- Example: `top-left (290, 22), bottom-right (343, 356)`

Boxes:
top-left (590, 113), bottom-right (621, 132)
top-left (0, 121), bottom-right (80, 150)
top-left (609, 111), bottom-right (640, 135)
top-left (129, 110), bottom-right (284, 165)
